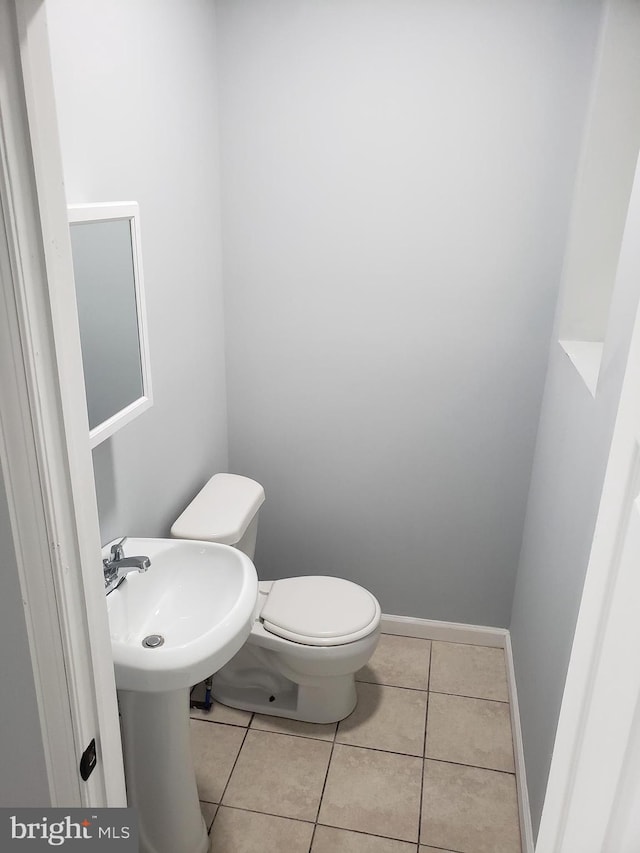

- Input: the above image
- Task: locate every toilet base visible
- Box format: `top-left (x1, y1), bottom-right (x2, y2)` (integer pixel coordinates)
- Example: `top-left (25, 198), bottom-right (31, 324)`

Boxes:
top-left (208, 615), bottom-right (380, 724)
top-left (211, 673), bottom-right (357, 723)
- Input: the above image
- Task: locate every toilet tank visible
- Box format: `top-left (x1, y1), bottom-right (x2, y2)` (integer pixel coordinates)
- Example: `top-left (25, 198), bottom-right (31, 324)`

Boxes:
top-left (170, 473), bottom-right (265, 560)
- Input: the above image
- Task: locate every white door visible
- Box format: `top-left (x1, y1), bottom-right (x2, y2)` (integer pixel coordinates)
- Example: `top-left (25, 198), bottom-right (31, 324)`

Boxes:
top-left (537, 152), bottom-right (640, 852)
top-left (0, 0), bottom-right (125, 806)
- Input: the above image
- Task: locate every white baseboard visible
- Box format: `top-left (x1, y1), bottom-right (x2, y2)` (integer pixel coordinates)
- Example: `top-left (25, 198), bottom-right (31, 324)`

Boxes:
top-left (381, 613), bottom-right (534, 853)
top-left (503, 633), bottom-right (535, 853)
top-left (381, 613), bottom-right (508, 648)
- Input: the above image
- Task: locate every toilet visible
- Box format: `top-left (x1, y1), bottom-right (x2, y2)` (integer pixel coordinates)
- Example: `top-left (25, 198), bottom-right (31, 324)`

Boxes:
top-left (171, 473), bottom-right (381, 723)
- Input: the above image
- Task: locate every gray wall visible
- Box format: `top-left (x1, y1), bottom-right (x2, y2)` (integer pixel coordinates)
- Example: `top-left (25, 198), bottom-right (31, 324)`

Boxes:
top-left (42, 1), bottom-right (640, 833)
top-left (47, 0), bottom-right (228, 544)
top-left (510, 354), bottom-right (630, 833)
top-left (510, 0), bottom-right (640, 832)
top-left (0, 463), bottom-right (50, 806)
top-left (511, 193), bottom-right (640, 833)
top-left (216, 0), bottom-right (602, 626)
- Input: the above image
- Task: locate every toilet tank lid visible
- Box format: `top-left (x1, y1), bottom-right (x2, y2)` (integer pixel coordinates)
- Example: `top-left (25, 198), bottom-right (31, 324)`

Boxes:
top-left (170, 473), bottom-right (265, 545)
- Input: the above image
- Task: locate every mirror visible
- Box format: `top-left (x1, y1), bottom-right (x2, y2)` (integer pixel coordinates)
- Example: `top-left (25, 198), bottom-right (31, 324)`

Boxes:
top-left (68, 202), bottom-right (152, 448)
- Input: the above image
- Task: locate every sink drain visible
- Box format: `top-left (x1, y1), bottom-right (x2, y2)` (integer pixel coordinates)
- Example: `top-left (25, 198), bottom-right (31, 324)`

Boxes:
top-left (142, 634), bottom-right (164, 648)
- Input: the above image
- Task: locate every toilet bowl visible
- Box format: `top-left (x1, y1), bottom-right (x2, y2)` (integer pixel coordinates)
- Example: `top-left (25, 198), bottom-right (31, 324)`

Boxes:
top-left (171, 473), bottom-right (381, 723)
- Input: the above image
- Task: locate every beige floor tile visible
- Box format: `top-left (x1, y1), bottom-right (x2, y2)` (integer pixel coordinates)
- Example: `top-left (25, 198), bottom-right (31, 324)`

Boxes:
top-left (426, 692), bottom-right (515, 772)
top-left (209, 806), bottom-right (314, 853)
top-left (318, 744), bottom-right (422, 842)
top-left (251, 713), bottom-right (337, 741)
top-left (421, 760), bottom-right (521, 853)
top-left (200, 802), bottom-right (217, 832)
top-left (357, 634), bottom-right (431, 690)
top-left (313, 825), bottom-right (417, 853)
top-left (190, 720), bottom-right (245, 803)
top-left (222, 730), bottom-right (331, 821)
top-left (430, 642), bottom-right (509, 701)
top-left (190, 697), bottom-right (252, 726)
top-left (336, 682), bottom-right (427, 756)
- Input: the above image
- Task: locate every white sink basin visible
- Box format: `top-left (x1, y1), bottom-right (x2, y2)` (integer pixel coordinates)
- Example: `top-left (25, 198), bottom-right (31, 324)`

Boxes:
top-left (104, 537), bottom-right (258, 692)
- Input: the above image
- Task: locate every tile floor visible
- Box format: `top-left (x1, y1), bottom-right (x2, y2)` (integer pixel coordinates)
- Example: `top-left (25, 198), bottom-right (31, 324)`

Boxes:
top-left (190, 634), bottom-right (522, 853)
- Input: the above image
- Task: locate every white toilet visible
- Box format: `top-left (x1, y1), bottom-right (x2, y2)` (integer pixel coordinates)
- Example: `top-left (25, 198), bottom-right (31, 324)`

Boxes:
top-left (171, 473), bottom-right (381, 723)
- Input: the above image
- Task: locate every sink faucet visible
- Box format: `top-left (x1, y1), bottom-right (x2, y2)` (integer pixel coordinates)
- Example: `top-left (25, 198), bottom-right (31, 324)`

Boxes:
top-left (103, 537), bottom-right (151, 595)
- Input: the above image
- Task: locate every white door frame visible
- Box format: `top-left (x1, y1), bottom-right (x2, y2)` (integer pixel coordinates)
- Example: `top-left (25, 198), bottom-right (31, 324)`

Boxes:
top-left (536, 153), bottom-right (640, 852)
top-left (0, 0), bottom-right (125, 805)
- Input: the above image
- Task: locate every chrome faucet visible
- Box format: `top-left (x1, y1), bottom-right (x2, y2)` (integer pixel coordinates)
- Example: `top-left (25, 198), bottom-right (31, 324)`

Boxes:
top-left (103, 537), bottom-right (151, 595)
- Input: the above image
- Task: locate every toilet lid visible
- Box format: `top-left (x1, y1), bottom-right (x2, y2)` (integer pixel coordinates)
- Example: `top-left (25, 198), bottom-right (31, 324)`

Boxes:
top-left (260, 576), bottom-right (380, 646)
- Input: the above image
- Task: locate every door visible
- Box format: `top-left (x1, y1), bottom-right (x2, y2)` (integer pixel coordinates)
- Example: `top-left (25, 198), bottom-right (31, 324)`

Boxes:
top-left (0, 0), bottom-right (125, 806)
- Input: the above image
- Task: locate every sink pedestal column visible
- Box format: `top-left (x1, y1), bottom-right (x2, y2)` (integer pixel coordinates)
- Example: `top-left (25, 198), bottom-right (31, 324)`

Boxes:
top-left (118, 688), bottom-right (209, 853)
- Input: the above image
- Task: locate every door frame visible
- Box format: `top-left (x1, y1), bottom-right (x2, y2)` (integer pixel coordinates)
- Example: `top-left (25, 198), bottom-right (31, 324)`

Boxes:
top-left (0, 0), bottom-right (125, 806)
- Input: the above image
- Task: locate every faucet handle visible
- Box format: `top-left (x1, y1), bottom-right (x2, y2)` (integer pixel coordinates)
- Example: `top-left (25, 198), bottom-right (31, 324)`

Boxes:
top-left (110, 536), bottom-right (128, 562)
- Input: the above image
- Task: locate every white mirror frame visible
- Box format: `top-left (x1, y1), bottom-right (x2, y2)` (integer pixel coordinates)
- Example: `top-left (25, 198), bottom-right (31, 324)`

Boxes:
top-left (68, 201), bottom-right (153, 448)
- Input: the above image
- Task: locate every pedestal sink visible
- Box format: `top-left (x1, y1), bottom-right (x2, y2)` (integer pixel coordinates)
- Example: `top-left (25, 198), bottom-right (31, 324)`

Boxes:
top-left (105, 537), bottom-right (258, 853)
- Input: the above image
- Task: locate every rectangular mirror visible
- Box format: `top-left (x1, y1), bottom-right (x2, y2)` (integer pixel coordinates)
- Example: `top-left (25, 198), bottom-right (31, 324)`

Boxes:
top-left (68, 202), bottom-right (152, 448)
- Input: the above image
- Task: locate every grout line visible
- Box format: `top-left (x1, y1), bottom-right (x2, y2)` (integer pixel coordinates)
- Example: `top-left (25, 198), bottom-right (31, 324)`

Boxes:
top-left (190, 713), bottom-right (253, 728)
top-left (356, 677), bottom-right (509, 704)
top-left (216, 804), bottom-right (423, 847)
top-left (312, 712), bottom-right (339, 825)
top-left (326, 740), bottom-right (425, 759)
top-left (417, 642), bottom-right (433, 847)
top-left (422, 845), bottom-right (467, 853)
top-left (309, 739), bottom-right (517, 778)
top-left (356, 677), bottom-right (430, 693)
top-left (248, 723), bottom-right (337, 743)
top-left (210, 722), bottom-right (253, 822)
top-left (213, 802), bottom-right (315, 825)
top-left (315, 819), bottom-right (420, 846)
top-left (425, 754), bottom-right (517, 776)
top-left (428, 688), bottom-right (510, 705)
top-left (243, 725), bottom-right (336, 745)
top-left (189, 718), bottom-right (247, 731)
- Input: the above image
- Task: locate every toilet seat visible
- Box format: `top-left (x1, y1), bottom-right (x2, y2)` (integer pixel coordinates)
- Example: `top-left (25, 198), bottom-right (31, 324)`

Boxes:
top-left (259, 576), bottom-right (380, 646)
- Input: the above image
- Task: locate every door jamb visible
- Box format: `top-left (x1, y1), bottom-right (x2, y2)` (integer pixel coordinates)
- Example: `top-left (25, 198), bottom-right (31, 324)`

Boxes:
top-left (0, 0), bottom-right (126, 806)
